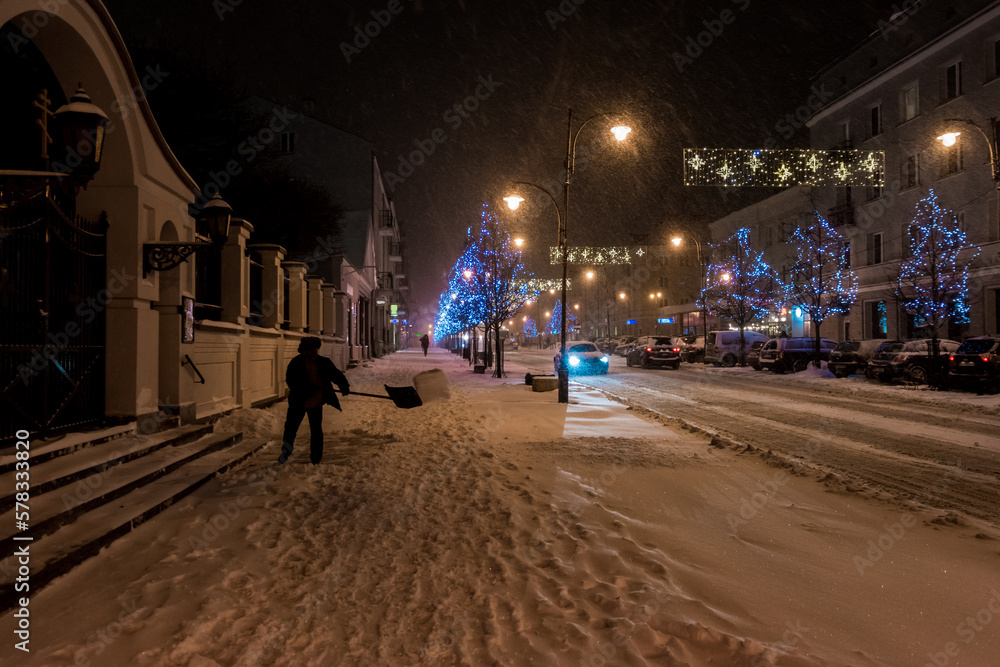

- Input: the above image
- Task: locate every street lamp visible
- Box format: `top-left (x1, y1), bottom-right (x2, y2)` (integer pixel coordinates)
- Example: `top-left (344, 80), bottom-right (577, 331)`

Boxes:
top-left (671, 234), bottom-right (708, 360)
top-left (936, 117), bottom-right (1000, 187)
top-left (143, 194), bottom-right (233, 277)
top-left (506, 109), bottom-right (630, 403)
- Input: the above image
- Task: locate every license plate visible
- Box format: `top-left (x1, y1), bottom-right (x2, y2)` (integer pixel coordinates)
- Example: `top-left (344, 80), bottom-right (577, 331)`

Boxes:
top-left (959, 361), bottom-right (974, 367)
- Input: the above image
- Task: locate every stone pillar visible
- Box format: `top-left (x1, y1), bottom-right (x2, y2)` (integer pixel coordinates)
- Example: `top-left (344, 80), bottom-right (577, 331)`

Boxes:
top-left (306, 276), bottom-right (325, 333)
top-left (221, 218), bottom-right (254, 324)
top-left (249, 243), bottom-right (286, 329)
top-left (283, 261), bottom-right (308, 332)
top-left (322, 284), bottom-right (337, 336)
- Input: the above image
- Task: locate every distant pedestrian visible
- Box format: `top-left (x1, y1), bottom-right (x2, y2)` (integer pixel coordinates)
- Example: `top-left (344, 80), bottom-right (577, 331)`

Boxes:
top-left (420, 333), bottom-right (430, 356)
top-left (278, 337), bottom-right (350, 465)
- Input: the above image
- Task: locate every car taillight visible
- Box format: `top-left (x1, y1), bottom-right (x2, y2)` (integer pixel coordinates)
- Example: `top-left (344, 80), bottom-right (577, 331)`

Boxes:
top-left (949, 356), bottom-right (955, 361)
top-left (646, 347), bottom-right (652, 352)
top-left (983, 356), bottom-right (992, 363)
top-left (672, 347), bottom-right (680, 352)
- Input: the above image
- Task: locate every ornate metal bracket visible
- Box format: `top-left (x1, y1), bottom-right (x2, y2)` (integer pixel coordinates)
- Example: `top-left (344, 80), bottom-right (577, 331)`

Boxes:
top-left (143, 241), bottom-right (212, 277)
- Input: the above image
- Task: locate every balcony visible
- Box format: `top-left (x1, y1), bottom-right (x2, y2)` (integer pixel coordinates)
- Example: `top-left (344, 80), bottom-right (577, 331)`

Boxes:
top-left (828, 202), bottom-right (855, 228)
top-left (377, 271), bottom-right (393, 289)
top-left (388, 241), bottom-right (402, 262)
top-left (378, 209), bottom-right (394, 237)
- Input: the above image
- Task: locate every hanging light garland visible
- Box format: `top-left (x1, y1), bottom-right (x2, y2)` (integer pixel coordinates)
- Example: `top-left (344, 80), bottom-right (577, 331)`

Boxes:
top-left (683, 148), bottom-right (885, 187)
top-left (549, 246), bottom-right (647, 265)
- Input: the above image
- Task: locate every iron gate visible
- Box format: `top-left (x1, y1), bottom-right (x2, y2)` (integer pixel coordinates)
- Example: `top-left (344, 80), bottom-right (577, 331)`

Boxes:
top-left (0, 175), bottom-right (108, 444)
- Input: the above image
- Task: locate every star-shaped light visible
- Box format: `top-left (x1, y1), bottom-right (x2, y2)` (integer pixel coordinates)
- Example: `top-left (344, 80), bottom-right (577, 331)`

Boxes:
top-left (687, 153), bottom-right (705, 170)
top-left (717, 162), bottom-right (734, 180)
top-left (748, 154), bottom-right (763, 174)
top-left (807, 154), bottom-right (822, 172)
top-left (775, 163), bottom-right (792, 181)
top-left (862, 152), bottom-right (879, 173)
top-left (835, 162), bottom-right (850, 181)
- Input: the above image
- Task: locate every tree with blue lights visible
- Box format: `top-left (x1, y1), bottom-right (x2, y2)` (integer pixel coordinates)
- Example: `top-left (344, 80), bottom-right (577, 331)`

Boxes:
top-left (522, 316), bottom-right (538, 338)
top-left (434, 205), bottom-right (531, 377)
top-left (544, 299), bottom-right (578, 335)
top-left (701, 227), bottom-right (780, 365)
top-left (785, 212), bottom-right (857, 368)
top-left (892, 190), bottom-right (978, 377)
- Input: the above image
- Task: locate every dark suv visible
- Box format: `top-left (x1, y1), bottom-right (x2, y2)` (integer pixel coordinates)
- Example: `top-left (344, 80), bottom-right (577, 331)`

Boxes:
top-left (949, 336), bottom-right (1000, 392)
top-left (626, 336), bottom-right (682, 369)
top-left (759, 337), bottom-right (837, 373)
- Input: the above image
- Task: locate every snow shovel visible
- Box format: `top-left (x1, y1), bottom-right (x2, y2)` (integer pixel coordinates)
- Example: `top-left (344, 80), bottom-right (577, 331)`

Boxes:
top-left (335, 385), bottom-right (422, 409)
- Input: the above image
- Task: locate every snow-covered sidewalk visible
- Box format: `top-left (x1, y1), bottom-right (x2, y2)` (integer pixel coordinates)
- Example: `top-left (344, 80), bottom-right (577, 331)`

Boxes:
top-left (6, 347), bottom-right (1000, 666)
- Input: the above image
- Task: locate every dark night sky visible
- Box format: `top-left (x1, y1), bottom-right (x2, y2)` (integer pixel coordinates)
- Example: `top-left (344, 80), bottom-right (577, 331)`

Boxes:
top-left (102, 0), bottom-right (890, 329)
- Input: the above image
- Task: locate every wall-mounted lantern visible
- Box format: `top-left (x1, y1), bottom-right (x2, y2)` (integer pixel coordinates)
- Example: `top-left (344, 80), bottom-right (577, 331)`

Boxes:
top-left (143, 194), bottom-right (232, 277)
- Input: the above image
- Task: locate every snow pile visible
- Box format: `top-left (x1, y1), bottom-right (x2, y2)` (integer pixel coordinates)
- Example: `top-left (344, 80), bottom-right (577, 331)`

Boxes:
top-left (7, 348), bottom-right (1000, 666)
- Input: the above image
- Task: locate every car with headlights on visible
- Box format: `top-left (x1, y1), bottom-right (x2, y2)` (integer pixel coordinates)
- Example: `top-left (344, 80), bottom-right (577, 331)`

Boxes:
top-left (625, 336), bottom-right (682, 369)
top-left (554, 342), bottom-right (609, 375)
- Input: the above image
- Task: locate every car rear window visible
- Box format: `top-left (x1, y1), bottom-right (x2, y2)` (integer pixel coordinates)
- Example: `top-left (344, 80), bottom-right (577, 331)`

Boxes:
top-left (957, 339), bottom-right (999, 354)
top-left (835, 341), bottom-right (861, 352)
top-left (653, 337), bottom-right (673, 346)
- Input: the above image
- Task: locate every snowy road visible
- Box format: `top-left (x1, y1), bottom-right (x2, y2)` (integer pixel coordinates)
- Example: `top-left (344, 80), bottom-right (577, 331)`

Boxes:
top-left (512, 348), bottom-right (1000, 526)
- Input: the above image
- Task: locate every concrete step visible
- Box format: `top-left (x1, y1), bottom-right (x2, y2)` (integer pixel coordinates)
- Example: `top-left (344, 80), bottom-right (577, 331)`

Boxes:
top-left (0, 423), bottom-right (213, 508)
top-left (0, 433), bottom-right (266, 612)
top-left (0, 427), bottom-right (235, 543)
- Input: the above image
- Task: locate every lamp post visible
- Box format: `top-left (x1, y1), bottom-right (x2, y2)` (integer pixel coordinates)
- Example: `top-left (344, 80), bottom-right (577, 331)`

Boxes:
top-left (671, 235), bottom-right (708, 361)
top-left (937, 117), bottom-right (1000, 187)
top-left (506, 110), bottom-right (630, 403)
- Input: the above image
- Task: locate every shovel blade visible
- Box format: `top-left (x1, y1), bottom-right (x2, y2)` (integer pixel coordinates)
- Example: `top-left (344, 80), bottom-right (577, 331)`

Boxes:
top-left (384, 384), bottom-right (423, 409)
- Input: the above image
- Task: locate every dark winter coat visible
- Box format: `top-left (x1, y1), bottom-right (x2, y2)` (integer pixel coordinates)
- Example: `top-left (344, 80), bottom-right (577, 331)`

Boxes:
top-left (286, 353), bottom-right (350, 411)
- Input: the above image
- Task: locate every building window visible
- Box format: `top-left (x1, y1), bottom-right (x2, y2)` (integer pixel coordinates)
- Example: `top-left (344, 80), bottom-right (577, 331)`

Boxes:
top-left (280, 132), bottom-right (296, 154)
top-left (900, 83), bottom-right (919, 122)
top-left (868, 301), bottom-right (888, 339)
top-left (943, 61), bottom-right (963, 101)
top-left (840, 240), bottom-right (851, 269)
top-left (941, 136), bottom-right (962, 176)
top-left (869, 104), bottom-right (882, 137)
top-left (868, 185), bottom-right (883, 201)
top-left (989, 38), bottom-right (1000, 80)
top-left (867, 231), bottom-right (883, 265)
top-left (841, 120), bottom-right (851, 144)
top-left (904, 154), bottom-right (920, 189)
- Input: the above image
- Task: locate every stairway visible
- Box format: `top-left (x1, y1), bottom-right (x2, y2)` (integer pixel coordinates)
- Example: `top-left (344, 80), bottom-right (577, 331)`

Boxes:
top-left (0, 420), bottom-right (267, 611)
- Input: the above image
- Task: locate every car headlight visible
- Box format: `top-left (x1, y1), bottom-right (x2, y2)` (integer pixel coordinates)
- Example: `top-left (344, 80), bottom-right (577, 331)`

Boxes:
top-left (601, 356), bottom-right (609, 363)
top-left (569, 355), bottom-right (580, 366)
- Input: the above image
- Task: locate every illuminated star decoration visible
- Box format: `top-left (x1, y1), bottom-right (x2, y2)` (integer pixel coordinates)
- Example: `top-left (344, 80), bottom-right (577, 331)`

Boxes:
top-left (682, 148), bottom-right (885, 187)
top-left (550, 246), bottom-right (646, 265)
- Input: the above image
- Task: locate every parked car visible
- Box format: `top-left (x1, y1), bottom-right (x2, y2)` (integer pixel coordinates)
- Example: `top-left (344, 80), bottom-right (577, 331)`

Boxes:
top-left (705, 330), bottom-right (769, 366)
top-left (554, 342), bottom-right (610, 375)
top-left (746, 340), bottom-right (770, 371)
top-left (759, 336), bottom-right (838, 373)
top-left (949, 336), bottom-right (1000, 392)
top-left (865, 340), bottom-right (906, 381)
top-left (680, 336), bottom-right (705, 364)
top-left (601, 337), bottom-right (625, 354)
top-left (828, 339), bottom-right (885, 378)
top-left (625, 336), bottom-right (682, 369)
top-left (613, 336), bottom-right (638, 356)
top-left (886, 338), bottom-right (961, 384)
